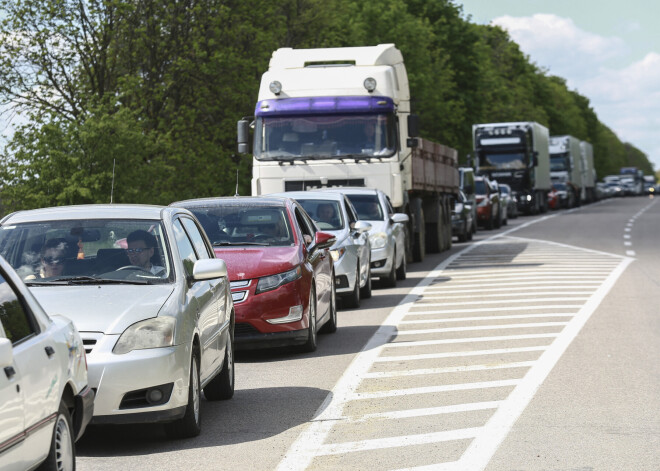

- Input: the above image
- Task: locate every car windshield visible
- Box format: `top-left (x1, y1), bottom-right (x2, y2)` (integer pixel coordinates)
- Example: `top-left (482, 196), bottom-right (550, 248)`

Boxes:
top-left (254, 113), bottom-right (397, 160)
top-left (475, 180), bottom-right (487, 195)
top-left (553, 183), bottom-right (567, 191)
top-left (183, 205), bottom-right (294, 247)
top-left (346, 194), bottom-right (384, 221)
top-left (297, 199), bottom-right (344, 231)
top-left (0, 219), bottom-right (171, 284)
top-left (500, 185), bottom-right (510, 195)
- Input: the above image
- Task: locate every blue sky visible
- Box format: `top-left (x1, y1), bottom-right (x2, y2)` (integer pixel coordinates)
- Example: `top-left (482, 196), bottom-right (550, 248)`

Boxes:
top-left (456, 0), bottom-right (660, 170)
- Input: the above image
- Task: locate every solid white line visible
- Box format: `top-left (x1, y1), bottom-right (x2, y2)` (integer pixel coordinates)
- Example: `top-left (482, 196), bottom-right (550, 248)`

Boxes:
top-left (400, 313), bottom-right (574, 324)
top-left (416, 297), bottom-right (589, 306)
top-left (348, 401), bottom-right (503, 421)
top-left (363, 361), bottom-right (535, 378)
top-left (316, 427), bottom-right (482, 455)
top-left (396, 322), bottom-right (568, 336)
top-left (375, 346), bottom-right (547, 362)
top-left (456, 256), bottom-right (634, 470)
top-left (349, 379), bottom-right (521, 400)
top-left (384, 333), bottom-right (559, 348)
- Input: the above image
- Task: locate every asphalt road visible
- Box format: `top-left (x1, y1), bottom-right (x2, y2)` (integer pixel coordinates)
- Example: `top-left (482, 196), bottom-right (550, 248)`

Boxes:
top-left (76, 195), bottom-right (660, 471)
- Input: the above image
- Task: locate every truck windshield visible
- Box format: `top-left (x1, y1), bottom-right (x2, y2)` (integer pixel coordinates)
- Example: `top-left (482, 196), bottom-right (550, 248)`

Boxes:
top-left (479, 152), bottom-right (526, 171)
top-left (550, 153), bottom-right (569, 171)
top-left (254, 114), bottom-right (397, 161)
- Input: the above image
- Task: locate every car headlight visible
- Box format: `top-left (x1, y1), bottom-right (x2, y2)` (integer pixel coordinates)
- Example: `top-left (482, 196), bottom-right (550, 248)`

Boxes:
top-left (256, 266), bottom-right (302, 294)
top-left (113, 317), bottom-right (176, 355)
top-left (369, 232), bottom-right (387, 249)
top-left (330, 247), bottom-right (346, 262)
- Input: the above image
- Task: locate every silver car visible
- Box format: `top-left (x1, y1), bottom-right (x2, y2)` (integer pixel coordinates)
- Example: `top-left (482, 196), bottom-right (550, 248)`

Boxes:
top-left (273, 191), bottom-right (371, 309)
top-left (341, 188), bottom-right (408, 287)
top-left (0, 205), bottom-right (234, 439)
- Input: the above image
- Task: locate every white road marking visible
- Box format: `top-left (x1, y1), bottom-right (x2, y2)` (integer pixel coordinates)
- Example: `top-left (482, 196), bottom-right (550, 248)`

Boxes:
top-left (399, 313), bottom-right (574, 324)
top-left (375, 346), bottom-right (548, 362)
top-left (349, 379), bottom-right (521, 400)
top-left (383, 333), bottom-right (560, 347)
top-left (626, 250), bottom-right (636, 256)
top-left (396, 322), bottom-right (568, 336)
top-left (363, 361), bottom-right (536, 378)
top-left (349, 401), bottom-right (503, 421)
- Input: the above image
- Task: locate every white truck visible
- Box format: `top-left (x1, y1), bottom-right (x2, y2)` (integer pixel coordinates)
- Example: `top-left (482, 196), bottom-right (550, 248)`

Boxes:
top-left (579, 141), bottom-right (596, 202)
top-left (237, 44), bottom-right (459, 262)
top-left (549, 135), bottom-right (582, 208)
top-left (472, 121), bottom-right (550, 214)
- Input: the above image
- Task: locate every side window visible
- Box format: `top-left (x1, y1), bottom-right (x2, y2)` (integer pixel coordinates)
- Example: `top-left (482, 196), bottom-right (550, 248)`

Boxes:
top-left (0, 274), bottom-right (35, 344)
top-left (344, 198), bottom-right (357, 224)
top-left (181, 218), bottom-right (211, 259)
top-left (294, 208), bottom-right (315, 246)
top-left (172, 219), bottom-right (199, 276)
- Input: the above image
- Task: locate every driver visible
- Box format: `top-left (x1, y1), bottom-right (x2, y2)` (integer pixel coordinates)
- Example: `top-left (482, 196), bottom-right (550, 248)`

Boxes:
top-left (126, 230), bottom-right (165, 275)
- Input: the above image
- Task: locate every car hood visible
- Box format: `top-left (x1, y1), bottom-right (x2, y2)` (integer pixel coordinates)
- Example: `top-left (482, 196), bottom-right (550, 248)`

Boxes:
top-left (30, 284), bottom-right (175, 334)
top-left (364, 220), bottom-right (388, 234)
top-left (323, 228), bottom-right (350, 249)
top-left (214, 246), bottom-right (302, 281)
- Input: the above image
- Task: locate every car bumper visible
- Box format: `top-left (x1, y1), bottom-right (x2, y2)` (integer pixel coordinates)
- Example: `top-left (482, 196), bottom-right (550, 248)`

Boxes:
top-left (232, 278), bottom-right (310, 350)
top-left (333, 250), bottom-right (359, 294)
top-left (73, 385), bottom-right (95, 441)
top-left (476, 206), bottom-right (491, 220)
top-left (369, 245), bottom-right (393, 276)
top-left (84, 335), bottom-right (190, 423)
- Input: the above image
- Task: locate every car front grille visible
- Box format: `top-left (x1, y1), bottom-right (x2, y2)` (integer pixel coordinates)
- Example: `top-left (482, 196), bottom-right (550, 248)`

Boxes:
top-left (80, 332), bottom-right (104, 354)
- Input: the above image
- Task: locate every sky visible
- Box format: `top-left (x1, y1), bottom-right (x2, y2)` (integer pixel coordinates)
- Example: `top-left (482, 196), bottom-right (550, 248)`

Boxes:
top-left (456, 0), bottom-right (660, 170)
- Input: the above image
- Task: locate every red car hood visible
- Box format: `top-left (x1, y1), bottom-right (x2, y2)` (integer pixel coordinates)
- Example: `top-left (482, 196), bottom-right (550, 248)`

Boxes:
top-left (214, 246), bottom-right (302, 281)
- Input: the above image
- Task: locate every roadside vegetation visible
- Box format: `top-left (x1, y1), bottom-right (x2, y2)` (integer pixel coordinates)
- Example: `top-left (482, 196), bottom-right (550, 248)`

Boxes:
top-left (0, 0), bottom-right (652, 212)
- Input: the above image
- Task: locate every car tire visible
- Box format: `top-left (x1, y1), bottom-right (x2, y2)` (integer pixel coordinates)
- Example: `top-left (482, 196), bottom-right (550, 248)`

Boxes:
top-left (467, 223), bottom-right (474, 241)
top-left (381, 252), bottom-right (397, 288)
top-left (396, 251), bottom-right (407, 281)
top-left (165, 352), bottom-right (201, 439)
top-left (301, 287), bottom-right (318, 352)
top-left (203, 330), bottom-right (234, 401)
top-left (320, 275), bottom-right (337, 334)
top-left (360, 263), bottom-right (372, 299)
top-left (38, 401), bottom-right (75, 471)
top-left (485, 210), bottom-right (494, 230)
top-left (458, 221), bottom-right (467, 242)
top-left (343, 266), bottom-right (361, 309)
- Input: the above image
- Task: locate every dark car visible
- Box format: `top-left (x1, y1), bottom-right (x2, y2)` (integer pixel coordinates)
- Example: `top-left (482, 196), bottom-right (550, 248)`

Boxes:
top-left (172, 196), bottom-right (336, 352)
top-left (452, 190), bottom-right (474, 242)
top-left (475, 176), bottom-right (502, 230)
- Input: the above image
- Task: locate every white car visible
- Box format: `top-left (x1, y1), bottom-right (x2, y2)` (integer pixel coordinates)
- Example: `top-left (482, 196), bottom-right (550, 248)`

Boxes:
top-left (0, 205), bottom-right (234, 439)
top-left (341, 188), bottom-right (408, 287)
top-left (0, 255), bottom-right (94, 471)
top-left (273, 191), bottom-right (372, 309)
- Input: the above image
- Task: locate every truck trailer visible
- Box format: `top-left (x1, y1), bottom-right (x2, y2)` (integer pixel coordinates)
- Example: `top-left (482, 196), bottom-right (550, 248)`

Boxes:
top-left (237, 44), bottom-right (459, 262)
top-left (579, 141), bottom-right (596, 203)
top-left (549, 135), bottom-right (582, 208)
top-left (472, 122), bottom-right (551, 214)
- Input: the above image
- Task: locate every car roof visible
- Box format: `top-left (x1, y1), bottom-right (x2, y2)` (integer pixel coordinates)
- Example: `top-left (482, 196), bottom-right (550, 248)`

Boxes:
top-left (1, 204), bottom-right (170, 224)
top-left (171, 195), bottom-right (289, 208)
top-left (272, 191), bottom-right (345, 202)
top-left (315, 187), bottom-right (380, 196)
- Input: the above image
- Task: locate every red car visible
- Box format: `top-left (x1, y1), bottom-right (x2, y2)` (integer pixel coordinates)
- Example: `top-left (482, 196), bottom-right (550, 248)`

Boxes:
top-left (171, 196), bottom-right (336, 352)
top-left (475, 176), bottom-right (502, 230)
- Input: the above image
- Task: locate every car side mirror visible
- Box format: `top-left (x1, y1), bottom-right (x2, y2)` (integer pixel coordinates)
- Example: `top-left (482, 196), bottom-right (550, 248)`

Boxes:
top-left (390, 213), bottom-right (409, 224)
top-left (313, 231), bottom-right (336, 250)
top-left (0, 337), bottom-right (13, 368)
top-left (192, 258), bottom-right (228, 281)
top-left (407, 114), bottom-right (420, 138)
top-left (237, 119), bottom-right (250, 154)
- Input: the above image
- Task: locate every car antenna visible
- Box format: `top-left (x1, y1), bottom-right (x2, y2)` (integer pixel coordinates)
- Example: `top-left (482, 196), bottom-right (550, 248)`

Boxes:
top-left (234, 167), bottom-right (240, 196)
top-left (110, 158), bottom-right (116, 203)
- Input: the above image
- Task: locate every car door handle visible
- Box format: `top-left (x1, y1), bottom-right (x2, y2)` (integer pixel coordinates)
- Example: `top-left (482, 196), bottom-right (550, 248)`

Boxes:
top-left (4, 366), bottom-right (15, 379)
top-left (45, 346), bottom-right (56, 358)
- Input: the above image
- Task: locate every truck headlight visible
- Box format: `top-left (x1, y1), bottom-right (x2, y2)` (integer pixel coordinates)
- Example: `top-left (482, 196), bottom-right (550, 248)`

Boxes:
top-left (330, 247), bottom-right (346, 262)
top-left (113, 317), bottom-right (176, 355)
top-left (256, 266), bottom-right (302, 294)
top-left (369, 232), bottom-right (387, 249)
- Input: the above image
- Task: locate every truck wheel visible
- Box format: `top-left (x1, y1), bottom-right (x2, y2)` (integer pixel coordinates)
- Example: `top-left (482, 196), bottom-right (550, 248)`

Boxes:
top-left (38, 401), bottom-right (75, 471)
top-left (412, 209), bottom-right (425, 262)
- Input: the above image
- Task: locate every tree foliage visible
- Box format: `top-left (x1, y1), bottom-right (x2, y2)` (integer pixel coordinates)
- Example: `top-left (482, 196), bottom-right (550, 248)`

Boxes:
top-left (0, 0), bottom-right (652, 213)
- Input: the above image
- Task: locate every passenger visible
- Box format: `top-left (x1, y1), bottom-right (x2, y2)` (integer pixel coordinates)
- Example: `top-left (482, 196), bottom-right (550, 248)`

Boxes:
top-left (363, 201), bottom-right (382, 220)
top-left (126, 230), bottom-right (165, 275)
top-left (26, 238), bottom-right (68, 279)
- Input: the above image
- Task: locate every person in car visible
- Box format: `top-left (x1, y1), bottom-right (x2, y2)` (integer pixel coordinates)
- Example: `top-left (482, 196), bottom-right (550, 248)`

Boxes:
top-left (317, 203), bottom-right (338, 226)
top-left (26, 238), bottom-right (68, 279)
top-left (126, 230), bottom-right (165, 275)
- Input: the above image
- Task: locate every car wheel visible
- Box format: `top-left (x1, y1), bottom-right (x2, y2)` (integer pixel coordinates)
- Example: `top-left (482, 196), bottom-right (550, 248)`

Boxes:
top-left (381, 251), bottom-right (397, 288)
top-left (494, 208), bottom-right (501, 229)
top-left (467, 223), bottom-right (474, 241)
top-left (458, 221), bottom-right (467, 242)
top-left (320, 274), bottom-right (337, 334)
top-left (165, 352), bottom-right (201, 439)
top-left (343, 266), bottom-right (361, 309)
top-left (38, 401), bottom-right (74, 471)
top-left (360, 263), bottom-right (372, 299)
top-left (486, 210), bottom-right (494, 230)
top-left (301, 286), bottom-right (318, 352)
top-left (395, 250), bottom-right (407, 281)
top-left (203, 329), bottom-right (234, 401)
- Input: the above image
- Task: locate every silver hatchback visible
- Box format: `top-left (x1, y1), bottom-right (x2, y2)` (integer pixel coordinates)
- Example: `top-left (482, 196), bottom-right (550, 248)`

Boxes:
top-left (0, 205), bottom-right (234, 439)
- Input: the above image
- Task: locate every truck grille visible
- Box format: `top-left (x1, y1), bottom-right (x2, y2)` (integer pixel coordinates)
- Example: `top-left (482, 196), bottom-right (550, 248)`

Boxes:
top-left (285, 179), bottom-right (365, 191)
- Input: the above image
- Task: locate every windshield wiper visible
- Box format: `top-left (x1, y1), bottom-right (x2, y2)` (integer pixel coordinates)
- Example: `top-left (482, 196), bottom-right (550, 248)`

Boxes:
top-left (27, 276), bottom-right (151, 286)
top-left (213, 241), bottom-right (269, 246)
